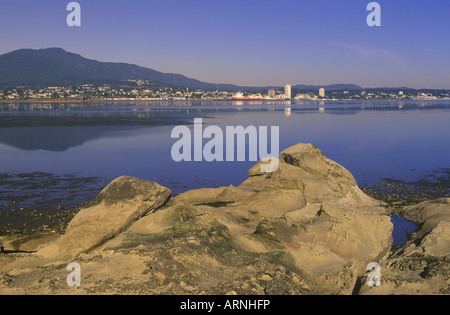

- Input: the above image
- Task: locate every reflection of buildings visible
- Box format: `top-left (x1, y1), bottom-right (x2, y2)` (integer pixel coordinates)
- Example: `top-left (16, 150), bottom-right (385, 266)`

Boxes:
top-left (284, 84), bottom-right (292, 99)
top-left (284, 107), bottom-right (291, 117)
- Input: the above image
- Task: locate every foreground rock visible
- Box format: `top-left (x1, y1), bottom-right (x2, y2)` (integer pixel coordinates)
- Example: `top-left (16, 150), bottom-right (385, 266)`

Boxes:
top-left (37, 176), bottom-right (172, 260)
top-left (0, 143), bottom-right (422, 295)
top-left (359, 198), bottom-right (450, 295)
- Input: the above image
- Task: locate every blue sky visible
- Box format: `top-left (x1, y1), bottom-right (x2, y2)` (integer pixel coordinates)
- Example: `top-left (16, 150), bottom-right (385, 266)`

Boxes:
top-left (0, 0), bottom-right (449, 88)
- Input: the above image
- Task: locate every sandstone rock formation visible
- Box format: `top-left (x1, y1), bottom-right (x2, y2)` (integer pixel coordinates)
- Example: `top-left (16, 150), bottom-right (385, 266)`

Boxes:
top-left (1, 143), bottom-right (446, 295)
top-left (37, 176), bottom-right (172, 260)
top-left (359, 198), bottom-right (450, 295)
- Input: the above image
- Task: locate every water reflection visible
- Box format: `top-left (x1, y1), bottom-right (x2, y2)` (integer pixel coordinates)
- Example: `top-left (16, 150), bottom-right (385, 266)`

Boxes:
top-left (0, 126), bottom-right (146, 151)
top-left (1, 100), bottom-right (449, 114)
top-left (284, 107), bottom-right (291, 117)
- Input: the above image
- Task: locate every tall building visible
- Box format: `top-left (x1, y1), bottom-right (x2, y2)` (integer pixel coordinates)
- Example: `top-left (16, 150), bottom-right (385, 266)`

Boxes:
top-left (284, 84), bottom-right (292, 99)
top-left (268, 89), bottom-right (276, 99)
top-left (319, 88), bottom-right (325, 98)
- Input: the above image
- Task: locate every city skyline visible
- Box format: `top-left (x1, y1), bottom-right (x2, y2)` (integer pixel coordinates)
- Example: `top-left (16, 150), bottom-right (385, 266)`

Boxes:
top-left (0, 0), bottom-right (449, 89)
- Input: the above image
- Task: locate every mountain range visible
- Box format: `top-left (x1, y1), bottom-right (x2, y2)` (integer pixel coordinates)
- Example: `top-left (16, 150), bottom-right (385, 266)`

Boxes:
top-left (0, 48), bottom-right (362, 91)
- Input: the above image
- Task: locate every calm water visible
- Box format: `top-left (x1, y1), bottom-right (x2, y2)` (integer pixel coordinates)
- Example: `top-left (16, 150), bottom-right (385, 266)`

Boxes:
top-left (0, 100), bottom-right (449, 242)
top-left (1, 100), bottom-right (449, 190)
top-left (391, 215), bottom-right (419, 247)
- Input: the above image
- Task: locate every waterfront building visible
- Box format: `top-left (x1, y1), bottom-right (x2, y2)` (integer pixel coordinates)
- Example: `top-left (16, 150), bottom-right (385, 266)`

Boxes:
top-left (284, 84), bottom-right (292, 99)
top-left (319, 88), bottom-right (325, 98)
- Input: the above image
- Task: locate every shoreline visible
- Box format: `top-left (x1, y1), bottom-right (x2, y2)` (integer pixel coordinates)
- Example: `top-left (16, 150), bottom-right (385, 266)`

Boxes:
top-left (1, 98), bottom-right (450, 104)
top-left (0, 99), bottom-right (96, 103)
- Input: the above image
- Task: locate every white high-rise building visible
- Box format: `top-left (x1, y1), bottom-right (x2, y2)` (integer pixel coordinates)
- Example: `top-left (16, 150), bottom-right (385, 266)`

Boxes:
top-left (284, 84), bottom-right (292, 99)
top-left (319, 88), bottom-right (325, 98)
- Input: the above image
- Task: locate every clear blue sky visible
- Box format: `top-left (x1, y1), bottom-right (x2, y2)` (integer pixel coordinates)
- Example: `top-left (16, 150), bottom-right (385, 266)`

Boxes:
top-left (0, 0), bottom-right (449, 88)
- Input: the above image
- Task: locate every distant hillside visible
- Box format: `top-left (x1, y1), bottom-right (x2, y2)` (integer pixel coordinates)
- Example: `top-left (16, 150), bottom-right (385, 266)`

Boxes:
top-left (0, 48), bottom-right (362, 91)
top-left (0, 48), bottom-right (231, 89)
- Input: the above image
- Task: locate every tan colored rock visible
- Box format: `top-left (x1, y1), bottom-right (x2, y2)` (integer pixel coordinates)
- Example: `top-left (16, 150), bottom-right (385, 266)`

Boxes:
top-left (398, 198), bottom-right (450, 257)
top-left (173, 185), bottom-right (254, 205)
top-left (0, 233), bottom-right (60, 253)
top-left (280, 143), bottom-right (356, 186)
top-left (37, 176), bottom-right (171, 259)
top-left (228, 189), bottom-right (306, 221)
top-left (241, 143), bottom-right (359, 204)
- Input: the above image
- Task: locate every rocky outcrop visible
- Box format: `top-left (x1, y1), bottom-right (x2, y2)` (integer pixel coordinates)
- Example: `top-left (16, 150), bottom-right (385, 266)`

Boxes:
top-left (399, 198), bottom-right (450, 258)
top-left (0, 143), bottom-right (419, 295)
top-left (358, 198), bottom-right (450, 295)
top-left (36, 176), bottom-right (172, 260)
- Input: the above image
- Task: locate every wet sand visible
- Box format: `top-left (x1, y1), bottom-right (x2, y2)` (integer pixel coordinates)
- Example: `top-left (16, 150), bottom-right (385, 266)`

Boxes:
top-left (0, 172), bottom-right (106, 236)
top-left (360, 168), bottom-right (450, 208)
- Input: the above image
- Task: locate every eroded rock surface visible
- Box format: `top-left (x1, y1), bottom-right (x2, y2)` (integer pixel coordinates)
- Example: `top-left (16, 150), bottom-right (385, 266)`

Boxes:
top-left (36, 176), bottom-right (172, 260)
